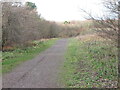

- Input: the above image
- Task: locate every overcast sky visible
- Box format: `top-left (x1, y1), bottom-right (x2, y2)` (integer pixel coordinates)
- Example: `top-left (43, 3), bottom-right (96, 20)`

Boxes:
top-left (25, 0), bottom-right (104, 22)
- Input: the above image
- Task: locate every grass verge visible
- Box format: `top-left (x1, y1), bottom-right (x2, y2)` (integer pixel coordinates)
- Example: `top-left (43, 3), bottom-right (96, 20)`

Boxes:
top-left (61, 38), bottom-right (118, 88)
top-left (2, 38), bottom-right (58, 74)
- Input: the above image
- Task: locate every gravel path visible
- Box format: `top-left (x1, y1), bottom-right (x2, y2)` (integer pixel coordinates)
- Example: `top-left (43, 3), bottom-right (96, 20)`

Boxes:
top-left (3, 39), bottom-right (68, 88)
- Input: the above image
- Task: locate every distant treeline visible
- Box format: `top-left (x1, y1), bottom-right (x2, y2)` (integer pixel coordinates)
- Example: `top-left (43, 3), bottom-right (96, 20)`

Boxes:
top-left (2, 2), bottom-right (92, 49)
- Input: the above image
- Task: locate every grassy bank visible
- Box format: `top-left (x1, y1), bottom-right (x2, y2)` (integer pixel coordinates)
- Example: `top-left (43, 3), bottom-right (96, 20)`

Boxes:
top-left (61, 38), bottom-right (118, 88)
top-left (2, 38), bottom-right (58, 74)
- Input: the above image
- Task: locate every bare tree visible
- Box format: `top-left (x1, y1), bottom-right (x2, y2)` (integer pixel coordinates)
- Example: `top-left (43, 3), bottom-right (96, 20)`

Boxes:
top-left (2, 2), bottom-right (82, 51)
top-left (80, 0), bottom-right (119, 44)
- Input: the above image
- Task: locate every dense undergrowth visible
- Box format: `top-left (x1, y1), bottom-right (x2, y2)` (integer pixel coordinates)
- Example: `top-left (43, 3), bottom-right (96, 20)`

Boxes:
top-left (61, 37), bottom-right (118, 88)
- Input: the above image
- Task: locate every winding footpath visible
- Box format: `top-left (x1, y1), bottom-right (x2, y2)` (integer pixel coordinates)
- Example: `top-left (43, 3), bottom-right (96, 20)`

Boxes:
top-left (3, 39), bottom-right (68, 88)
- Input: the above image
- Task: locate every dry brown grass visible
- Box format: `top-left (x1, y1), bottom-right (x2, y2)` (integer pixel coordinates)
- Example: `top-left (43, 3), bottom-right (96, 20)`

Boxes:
top-left (76, 33), bottom-right (106, 42)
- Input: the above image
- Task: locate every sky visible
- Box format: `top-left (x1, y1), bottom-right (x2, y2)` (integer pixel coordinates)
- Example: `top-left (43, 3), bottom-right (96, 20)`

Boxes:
top-left (25, 0), bottom-right (104, 22)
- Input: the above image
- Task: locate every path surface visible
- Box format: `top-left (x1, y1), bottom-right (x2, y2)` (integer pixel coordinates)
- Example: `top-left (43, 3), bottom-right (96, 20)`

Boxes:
top-left (3, 39), bottom-right (68, 88)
